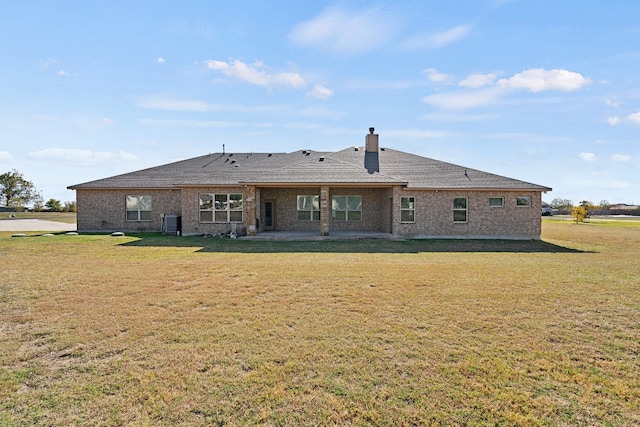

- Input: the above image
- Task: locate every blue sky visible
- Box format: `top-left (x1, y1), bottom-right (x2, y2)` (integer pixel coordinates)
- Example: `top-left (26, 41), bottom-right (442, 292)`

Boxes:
top-left (1, 1), bottom-right (639, 205)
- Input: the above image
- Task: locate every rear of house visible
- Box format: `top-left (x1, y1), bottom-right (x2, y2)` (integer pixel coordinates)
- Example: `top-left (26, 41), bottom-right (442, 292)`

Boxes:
top-left (68, 129), bottom-right (551, 239)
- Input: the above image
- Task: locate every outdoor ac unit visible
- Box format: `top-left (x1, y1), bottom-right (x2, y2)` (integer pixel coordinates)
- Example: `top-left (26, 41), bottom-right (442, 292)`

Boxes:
top-left (163, 215), bottom-right (181, 235)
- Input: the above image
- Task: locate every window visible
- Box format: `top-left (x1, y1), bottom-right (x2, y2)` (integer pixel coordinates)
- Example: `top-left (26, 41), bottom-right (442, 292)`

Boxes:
top-left (332, 195), bottom-right (362, 221)
top-left (453, 197), bottom-right (467, 222)
top-left (401, 197), bottom-right (415, 222)
top-left (516, 196), bottom-right (531, 207)
top-left (297, 195), bottom-right (320, 221)
top-left (489, 197), bottom-right (504, 207)
top-left (199, 193), bottom-right (243, 222)
top-left (126, 195), bottom-right (152, 221)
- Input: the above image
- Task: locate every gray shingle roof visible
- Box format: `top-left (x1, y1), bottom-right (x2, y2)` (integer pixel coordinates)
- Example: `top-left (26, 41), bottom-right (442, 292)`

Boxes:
top-left (68, 146), bottom-right (551, 191)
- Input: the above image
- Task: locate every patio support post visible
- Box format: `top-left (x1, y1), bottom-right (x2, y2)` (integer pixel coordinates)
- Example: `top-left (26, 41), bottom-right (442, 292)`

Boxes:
top-left (320, 185), bottom-right (330, 236)
top-left (244, 185), bottom-right (257, 236)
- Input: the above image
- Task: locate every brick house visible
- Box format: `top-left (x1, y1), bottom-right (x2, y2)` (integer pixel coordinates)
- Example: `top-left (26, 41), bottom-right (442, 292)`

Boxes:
top-left (68, 129), bottom-right (551, 239)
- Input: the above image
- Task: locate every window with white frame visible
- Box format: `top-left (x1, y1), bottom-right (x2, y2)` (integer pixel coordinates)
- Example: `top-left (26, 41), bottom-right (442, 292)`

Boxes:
top-left (453, 197), bottom-right (467, 222)
top-left (199, 193), bottom-right (243, 222)
top-left (489, 197), bottom-right (504, 207)
top-left (401, 197), bottom-right (415, 222)
top-left (332, 195), bottom-right (362, 221)
top-left (297, 195), bottom-right (320, 221)
top-left (516, 196), bottom-right (531, 207)
top-left (126, 195), bottom-right (152, 221)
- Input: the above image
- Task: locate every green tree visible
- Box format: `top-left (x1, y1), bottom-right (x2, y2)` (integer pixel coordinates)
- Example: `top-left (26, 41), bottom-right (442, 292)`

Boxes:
top-left (550, 198), bottom-right (573, 210)
top-left (579, 200), bottom-right (596, 217)
top-left (63, 201), bottom-right (77, 213)
top-left (598, 200), bottom-right (611, 210)
top-left (0, 170), bottom-right (40, 208)
top-left (45, 198), bottom-right (63, 212)
top-left (572, 205), bottom-right (588, 223)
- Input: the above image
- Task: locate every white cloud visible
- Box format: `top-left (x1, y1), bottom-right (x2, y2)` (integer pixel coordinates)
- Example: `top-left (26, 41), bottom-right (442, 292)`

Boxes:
top-left (422, 88), bottom-right (503, 110)
top-left (28, 148), bottom-right (138, 166)
top-left (498, 68), bottom-right (590, 92)
top-left (611, 154), bottom-right (631, 162)
top-left (298, 106), bottom-right (345, 119)
top-left (343, 78), bottom-right (414, 90)
top-left (459, 72), bottom-right (498, 88)
top-left (605, 99), bottom-right (620, 108)
top-left (578, 152), bottom-right (597, 162)
top-left (627, 112), bottom-right (640, 124)
top-left (57, 70), bottom-right (69, 77)
top-left (133, 96), bottom-right (284, 113)
top-left (607, 116), bottom-right (621, 125)
top-left (307, 84), bottom-right (333, 100)
top-left (138, 119), bottom-right (246, 128)
top-left (424, 68), bottom-right (454, 84)
top-left (40, 58), bottom-right (59, 69)
top-left (402, 25), bottom-right (471, 50)
top-left (385, 129), bottom-right (460, 139)
top-left (421, 112), bottom-right (497, 122)
top-left (157, 57), bottom-right (165, 63)
top-left (0, 151), bottom-right (14, 162)
top-left (206, 59), bottom-right (306, 89)
top-left (289, 6), bottom-right (397, 56)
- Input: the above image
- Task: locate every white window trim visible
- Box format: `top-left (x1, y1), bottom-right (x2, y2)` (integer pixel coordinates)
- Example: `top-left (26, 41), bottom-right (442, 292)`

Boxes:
top-left (332, 195), bottom-right (362, 222)
top-left (489, 197), bottom-right (504, 208)
top-left (297, 195), bottom-right (320, 221)
top-left (199, 193), bottom-right (243, 223)
top-left (400, 196), bottom-right (415, 223)
top-left (126, 195), bottom-right (152, 222)
top-left (453, 196), bottom-right (468, 223)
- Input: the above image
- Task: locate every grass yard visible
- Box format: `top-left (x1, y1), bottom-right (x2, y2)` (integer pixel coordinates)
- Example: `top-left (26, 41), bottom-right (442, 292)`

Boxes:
top-left (1, 220), bottom-right (639, 426)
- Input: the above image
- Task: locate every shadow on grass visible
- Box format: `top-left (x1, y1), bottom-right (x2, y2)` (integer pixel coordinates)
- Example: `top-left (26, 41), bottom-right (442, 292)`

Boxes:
top-left (118, 233), bottom-right (588, 254)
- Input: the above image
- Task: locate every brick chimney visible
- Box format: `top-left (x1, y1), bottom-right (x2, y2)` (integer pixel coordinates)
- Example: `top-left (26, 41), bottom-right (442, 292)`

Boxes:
top-left (365, 127), bottom-right (379, 152)
top-left (364, 127), bottom-right (379, 173)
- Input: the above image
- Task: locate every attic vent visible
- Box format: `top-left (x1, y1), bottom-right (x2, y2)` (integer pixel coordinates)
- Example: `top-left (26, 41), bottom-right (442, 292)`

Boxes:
top-left (268, 153), bottom-right (272, 157)
top-left (302, 150), bottom-right (307, 154)
top-left (305, 152), bottom-right (310, 156)
top-left (230, 160), bottom-right (236, 164)
top-left (228, 153), bottom-right (233, 157)
top-left (319, 157), bottom-right (325, 162)
top-left (381, 147), bottom-right (386, 151)
top-left (225, 158), bottom-right (229, 163)
top-left (354, 147), bottom-right (359, 151)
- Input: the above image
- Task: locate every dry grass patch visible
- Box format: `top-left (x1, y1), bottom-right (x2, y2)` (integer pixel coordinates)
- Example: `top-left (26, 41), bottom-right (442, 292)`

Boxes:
top-left (1, 222), bottom-right (639, 425)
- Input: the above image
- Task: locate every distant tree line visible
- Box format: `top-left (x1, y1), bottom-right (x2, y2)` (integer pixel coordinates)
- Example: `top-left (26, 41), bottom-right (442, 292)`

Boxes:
top-left (548, 198), bottom-right (640, 223)
top-left (0, 169), bottom-right (76, 212)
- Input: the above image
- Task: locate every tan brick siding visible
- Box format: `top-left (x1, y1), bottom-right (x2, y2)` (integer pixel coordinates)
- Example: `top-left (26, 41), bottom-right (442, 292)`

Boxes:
top-left (75, 189), bottom-right (181, 232)
top-left (393, 189), bottom-right (542, 239)
top-left (76, 186), bottom-right (543, 239)
top-left (180, 187), bottom-right (246, 235)
top-left (258, 187), bottom-right (393, 232)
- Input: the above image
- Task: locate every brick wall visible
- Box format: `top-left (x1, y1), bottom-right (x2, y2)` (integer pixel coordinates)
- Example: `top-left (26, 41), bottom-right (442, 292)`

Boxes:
top-left (76, 186), bottom-right (543, 239)
top-left (393, 189), bottom-right (542, 239)
top-left (258, 187), bottom-right (393, 232)
top-left (75, 189), bottom-right (181, 232)
top-left (180, 186), bottom-right (246, 235)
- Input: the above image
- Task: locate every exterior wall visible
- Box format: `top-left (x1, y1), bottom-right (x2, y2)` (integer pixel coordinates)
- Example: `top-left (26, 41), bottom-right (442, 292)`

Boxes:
top-left (76, 186), bottom-right (543, 239)
top-left (75, 189), bottom-right (181, 232)
top-left (180, 186), bottom-right (246, 235)
top-left (258, 187), bottom-right (392, 233)
top-left (393, 189), bottom-right (543, 239)
top-left (260, 187), bottom-right (321, 232)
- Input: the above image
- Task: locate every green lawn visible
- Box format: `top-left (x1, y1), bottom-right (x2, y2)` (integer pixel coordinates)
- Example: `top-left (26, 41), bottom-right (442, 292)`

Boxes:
top-left (1, 220), bottom-right (639, 426)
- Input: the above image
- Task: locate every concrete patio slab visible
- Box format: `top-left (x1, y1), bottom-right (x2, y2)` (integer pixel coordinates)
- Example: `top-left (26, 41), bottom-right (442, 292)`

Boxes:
top-left (0, 219), bottom-right (77, 232)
